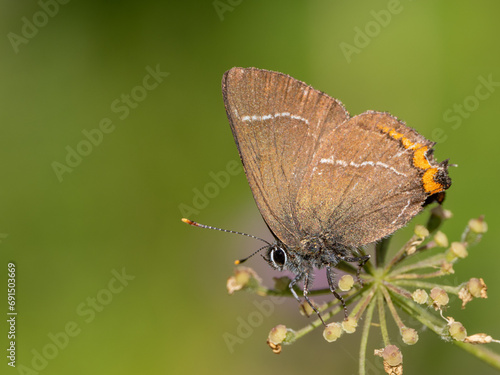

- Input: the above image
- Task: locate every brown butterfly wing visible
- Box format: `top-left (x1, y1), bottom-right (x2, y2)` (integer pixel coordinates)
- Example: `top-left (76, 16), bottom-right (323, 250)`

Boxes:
top-left (222, 67), bottom-right (349, 248)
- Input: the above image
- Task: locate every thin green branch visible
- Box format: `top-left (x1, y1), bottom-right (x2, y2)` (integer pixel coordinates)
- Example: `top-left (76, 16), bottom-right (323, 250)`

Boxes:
top-left (359, 294), bottom-right (376, 375)
top-left (385, 234), bottom-right (425, 270)
top-left (389, 253), bottom-right (447, 276)
top-left (454, 341), bottom-right (500, 370)
top-left (391, 279), bottom-right (460, 295)
top-left (350, 289), bottom-right (375, 320)
top-left (383, 281), bottom-right (413, 299)
top-left (254, 285), bottom-right (350, 298)
top-left (391, 270), bottom-right (448, 280)
top-left (377, 290), bottom-right (390, 346)
top-left (381, 286), bottom-right (405, 329)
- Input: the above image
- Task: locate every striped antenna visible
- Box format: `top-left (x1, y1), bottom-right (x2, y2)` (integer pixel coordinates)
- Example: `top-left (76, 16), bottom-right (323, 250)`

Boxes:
top-left (181, 218), bottom-right (271, 264)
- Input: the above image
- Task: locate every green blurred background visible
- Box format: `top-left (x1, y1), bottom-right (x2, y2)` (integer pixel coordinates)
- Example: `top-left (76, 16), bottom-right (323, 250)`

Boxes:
top-left (1, 1), bottom-right (499, 374)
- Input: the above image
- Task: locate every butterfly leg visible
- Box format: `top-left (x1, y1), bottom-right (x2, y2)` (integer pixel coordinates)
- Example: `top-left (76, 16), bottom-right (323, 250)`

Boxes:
top-left (341, 254), bottom-right (371, 286)
top-left (288, 273), bottom-right (303, 304)
top-left (303, 272), bottom-right (327, 326)
top-left (326, 265), bottom-right (348, 320)
top-left (289, 272), bottom-right (327, 326)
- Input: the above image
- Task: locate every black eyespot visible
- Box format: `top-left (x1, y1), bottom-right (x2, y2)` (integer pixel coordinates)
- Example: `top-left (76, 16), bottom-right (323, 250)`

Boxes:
top-left (271, 248), bottom-right (287, 268)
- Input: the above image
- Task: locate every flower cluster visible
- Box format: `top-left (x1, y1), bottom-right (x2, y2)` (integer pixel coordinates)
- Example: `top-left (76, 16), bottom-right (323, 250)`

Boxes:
top-left (226, 208), bottom-right (499, 374)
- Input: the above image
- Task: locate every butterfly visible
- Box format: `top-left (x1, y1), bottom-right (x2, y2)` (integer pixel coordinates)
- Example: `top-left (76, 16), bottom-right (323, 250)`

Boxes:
top-left (184, 67), bottom-right (451, 324)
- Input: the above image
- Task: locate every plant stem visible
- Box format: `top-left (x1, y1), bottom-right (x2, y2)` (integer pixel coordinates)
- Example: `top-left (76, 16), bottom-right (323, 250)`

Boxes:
top-left (377, 290), bottom-right (390, 346)
top-left (389, 253), bottom-right (447, 276)
top-left (381, 286), bottom-right (405, 329)
top-left (391, 279), bottom-right (460, 294)
top-left (453, 341), bottom-right (500, 370)
top-left (359, 293), bottom-right (376, 375)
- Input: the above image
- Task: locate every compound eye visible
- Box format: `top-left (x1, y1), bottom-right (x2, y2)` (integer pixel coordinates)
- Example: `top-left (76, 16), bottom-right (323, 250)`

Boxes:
top-left (271, 248), bottom-right (287, 268)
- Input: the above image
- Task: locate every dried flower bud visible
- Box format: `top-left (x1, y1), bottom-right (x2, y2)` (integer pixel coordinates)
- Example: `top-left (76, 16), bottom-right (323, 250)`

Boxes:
top-left (441, 208), bottom-right (453, 219)
top-left (383, 361), bottom-right (403, 375)
top-left (338, 274), bottom-right (354, 291)
top-left (440, 261), bottom-right (454, 274)
top-left (226, 267), bottom-right (260, 294)
top-left (400, 326), bottom-right (419, 345)
top-left (468, 218), bottom-right (488, 234)
top-left (323, 322), bottom-right (343, 342)
top-left (449, 321), bottom-right (467, 341)
top-left (342, 317), bottom-right (358, 333)
top-left (406, 245), bottom-right (417, 256)
top-left (457, 278), bottom-right (487, 308)
top-left (468, 277), bottom-right (488, 299)
top-left (235, 269), bottom-right (251, 285)
top-left (375, 345), bottom-right (403, 366)
top-left (226, 277), bottom-right (239, 294)
top-left (449, 242), bottom-right (468, 259)
top-left (299, 301), bottom-right (316, 317)
top-left (461, 217), bottom-right (487, 246)
top-left (430, 287), bottom-right (449, 309)
top-left (412, 289), bottom-right (428, 304)
top-left (464, 333), bottom-right (496, 344)
top-left (266, 340), bottom-right (282, 354)
top-left (268, 324), bottom-right (287, 345)
top-left (414, 224), bottom-right (429, 239)
top-left (430, 205), bottom-right (453, 219)
top-left (434, 231), bottom-right (449, 248)
top-left (458, 286), bottom-right (473, 309)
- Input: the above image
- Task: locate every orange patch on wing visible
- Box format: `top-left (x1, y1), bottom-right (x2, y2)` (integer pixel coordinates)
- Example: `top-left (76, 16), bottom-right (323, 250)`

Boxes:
top-left (413, 146), bottom-right (432, 170)
top-left (379, 125), bottom-right (390, 133)
top-left (379, 125), bottom-right (419, 150)
top-left (389, 129), bottom-right (404, 139)
top-left (378, 124), bottom-right (446, 194)
top-left (422, 168), bottom-right (444, 194)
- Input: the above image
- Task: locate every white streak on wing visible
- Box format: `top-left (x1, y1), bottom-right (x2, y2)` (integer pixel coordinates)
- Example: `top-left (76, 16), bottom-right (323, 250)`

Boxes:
top-left (241, 112), bottom-right (310, 125)
top-left (392, 199), bottom-right (411, 224)
top-left (319, 157), bottom-right (406, 176)
top-left (394, 148), bottom-right (410, 158)
top-left (375, 161), bottom-right (406, 176)
top-left (336, 160), bottom-right (348, 167)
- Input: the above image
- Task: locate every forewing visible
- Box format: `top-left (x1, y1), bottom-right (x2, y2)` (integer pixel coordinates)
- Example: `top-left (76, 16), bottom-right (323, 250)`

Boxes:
top-left (222, 67), bottom-right (349, 247)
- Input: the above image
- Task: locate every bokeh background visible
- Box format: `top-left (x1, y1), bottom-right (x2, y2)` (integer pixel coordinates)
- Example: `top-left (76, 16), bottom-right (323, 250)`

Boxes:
top-left (1, 1), bottom-right (499, 374)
